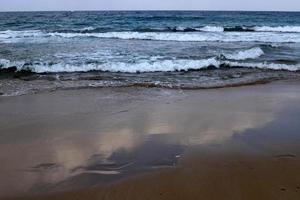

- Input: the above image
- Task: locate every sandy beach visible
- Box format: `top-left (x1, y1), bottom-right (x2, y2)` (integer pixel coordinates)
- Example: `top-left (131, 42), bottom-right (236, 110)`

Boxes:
top-left (1, 80), bottom-right (300, 199)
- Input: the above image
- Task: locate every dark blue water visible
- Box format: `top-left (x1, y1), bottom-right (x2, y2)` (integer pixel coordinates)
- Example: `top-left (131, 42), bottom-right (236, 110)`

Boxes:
top-left (0, 11), bottom-right (300, 96)
top-left (1, 11), bottom-right (300, 32)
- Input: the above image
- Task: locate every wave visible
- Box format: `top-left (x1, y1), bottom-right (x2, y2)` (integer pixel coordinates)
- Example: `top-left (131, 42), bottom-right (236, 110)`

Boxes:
top-left (169, 25), bottom-right (300, 33)
top-left (197, 26), bottom-right (224, 32)
top-left (0, 58), bottom-right (219, 73)
top-left (222, 47), bottom-right (264, 60)
top-left (254, 26), bottom-right (300, 33)
top-left (0, 30), bottom-right (43, 39)
top-left (223, 61), bottom-right (300, 72)
top-left (194, 26), bottom-right (300, 33)
top-left (194, 26), bottom-right (254, 32)
top-left (1, 26), bottom-right (299, 40)
top-left (1, 58), bottom-right (299, 74)
top-left (197, 25), bottom-right (300, 33)
top-left (49, 31), bottom-right (300, 43)
top-left (0, 58), bottom-right (25, 69)
top-left (1, 29), bottom-right (300, 43)
top-left (52, 26), bottom-right (300, 33)
top-left (134, 27), bottom-right (199, 32)
top-left (224, 26), bottom-right (254, 32)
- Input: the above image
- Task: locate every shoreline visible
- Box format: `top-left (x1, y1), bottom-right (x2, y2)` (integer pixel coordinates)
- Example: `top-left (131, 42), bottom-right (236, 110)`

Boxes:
top-left (1, 80), bottom-right (300, 199)
top-left (1, 70), bottom-right (299, 97)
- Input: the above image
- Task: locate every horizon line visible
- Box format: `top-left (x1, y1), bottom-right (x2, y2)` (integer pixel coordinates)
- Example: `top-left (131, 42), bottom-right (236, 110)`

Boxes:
top-left (0, 9), bottom-right (300, 13)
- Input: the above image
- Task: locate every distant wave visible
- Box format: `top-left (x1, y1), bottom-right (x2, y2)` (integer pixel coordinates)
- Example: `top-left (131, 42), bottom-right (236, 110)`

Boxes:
top-left (55, 26), bottom-right (300, 33)
top-left (209, 26), bottom-right (300, 33)
top-left (195, 26), bottom-right (300, 33)
top-left (197, 26), bottom-right (224, 32)
top-left (176, 25), bottom-right (300, 33)
top-left (1, 30), bottom-right (299, 43)
top-left (48, 31), bottom-right (300, 43)
top-left (254, 26), bottom-right (300, 33)
top-left (0, 30), bottom-right (42, 39)
top-left (1, 25), bottom-right (299, 41)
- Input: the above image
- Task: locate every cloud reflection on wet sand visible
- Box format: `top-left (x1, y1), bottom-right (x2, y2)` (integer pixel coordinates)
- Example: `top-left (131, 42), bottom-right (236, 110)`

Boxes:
top-left (1, 82), bottom-right (300, 197)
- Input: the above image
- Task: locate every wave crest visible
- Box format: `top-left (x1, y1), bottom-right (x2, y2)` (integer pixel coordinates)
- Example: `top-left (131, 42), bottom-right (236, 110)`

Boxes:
top-left (49, 31), bottom-right (300, 43)
top-left (223, 47), bottom-right (264, 60)
top-left (1, 31), bottom-right (299, 43)
top-left (50, 26), bottom-right (300, 33)
top-left (254, 26), bottom-right (300, 33)
top-left (1, 58), bottom-right (299, 74)
top-left (1, 29), bottom-right (300, 43)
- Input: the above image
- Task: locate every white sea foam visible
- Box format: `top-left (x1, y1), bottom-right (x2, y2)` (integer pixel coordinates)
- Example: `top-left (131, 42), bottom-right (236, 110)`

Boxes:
top-left (223, 47), bottom-right (264, 60)
top-left (49, 31), bottom-right (300, 43)
top-left (0, 30), bottom-right (43, 39)
top-left (254, 26), bottom-right (300, 33)
top-left (31, 58), bottom-right (221, 73)
top-left (0, 30), bottom-right (46, 43)
top-left (0, 59), bottom-right (10, 67)
top-left (0, 57), bottom-right (220, 73)
top-left (80, 27), bottom-right (95, 31)
top-left (0, 58), bottom-right (25, 69)
top-left (2, 56), bottom-right (300, 73)
top-left (198, 26), bottom-right (300, 33)
top-left (225, 61), bottom-right (300, 71)
top-left (174, 26), bottom-right (186, 31)
top-left (1, 30), bottom-right (300, 43)
top-left (196, 26), bottom-right (224, 32)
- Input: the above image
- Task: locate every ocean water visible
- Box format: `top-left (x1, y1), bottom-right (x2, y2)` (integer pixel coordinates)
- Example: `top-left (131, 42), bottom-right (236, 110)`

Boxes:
top-left (0, 11), bottom-right (300, 95)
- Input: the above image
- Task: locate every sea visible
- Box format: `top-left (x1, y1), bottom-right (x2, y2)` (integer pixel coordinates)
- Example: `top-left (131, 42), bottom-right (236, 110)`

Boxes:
top-left (0, 11), bottom-right (300, 96)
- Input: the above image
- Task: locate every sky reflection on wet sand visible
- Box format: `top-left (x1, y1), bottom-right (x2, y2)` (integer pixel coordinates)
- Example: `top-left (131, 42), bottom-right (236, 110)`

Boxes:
top-left (1, 81), bottom-right (300, 198)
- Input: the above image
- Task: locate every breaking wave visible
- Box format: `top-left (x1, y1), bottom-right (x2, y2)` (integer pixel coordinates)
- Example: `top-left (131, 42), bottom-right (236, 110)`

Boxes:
top-left (209, 26), bottom-right (300, 33)
top-left (223, 47), bottom-right (264, 60)
top-left (0, 58), bottom-right (220, 73)
top-left (1, 30), bottom-right (299, 43)
top-left (49, 31), bottom-right (300, 43)
top-left (54, 26), bottom-right (300, 33)
top-left (1, 52), bottom-right (299, 74)
top-left (254, 26), bottom-right (300, 33)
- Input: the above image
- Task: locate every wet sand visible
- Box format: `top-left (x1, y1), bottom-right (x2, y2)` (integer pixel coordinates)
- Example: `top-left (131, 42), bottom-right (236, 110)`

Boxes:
top-left (1, 81), bottom-right (300, 199)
